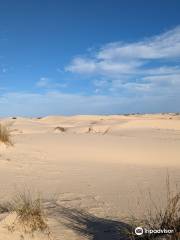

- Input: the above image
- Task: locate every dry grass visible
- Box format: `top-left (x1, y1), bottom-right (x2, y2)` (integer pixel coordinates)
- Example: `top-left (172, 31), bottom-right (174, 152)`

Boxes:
top-left (0, 123), bottom-right (12, 145)
top-left (103, 127), bottom-right (110, 135)
top-left (0, 202), bottom-right (11, 214)
top-left (0, 191), bottom-right (48, 234)
top-left (127, 175), bottom-right (180, 240)
top-left (54, 126), bottom-right (66, 132)
top-left (11, 191), bottom-right (48, 233)
top-left (13, 192), bottom-right (47, 233)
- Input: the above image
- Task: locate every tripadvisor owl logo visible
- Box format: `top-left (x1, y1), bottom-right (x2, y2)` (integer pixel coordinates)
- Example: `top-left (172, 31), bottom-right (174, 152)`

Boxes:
top-left (134, 226), bottom-right (174, 236)
top-left (135, 227), bottom-right (144, 235)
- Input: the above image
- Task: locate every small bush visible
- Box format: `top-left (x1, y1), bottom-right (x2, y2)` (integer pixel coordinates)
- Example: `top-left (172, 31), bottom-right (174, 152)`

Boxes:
top-left (87, 127), bottom-right (93, 133)
top-left (3, 191), bottom-right (48, 234)
top-left (54, 126), bottom-right (66, 132)
top-left (14, 192), bottom-right (47, 233)
top-left (0, 123), bottom-right (12, 145)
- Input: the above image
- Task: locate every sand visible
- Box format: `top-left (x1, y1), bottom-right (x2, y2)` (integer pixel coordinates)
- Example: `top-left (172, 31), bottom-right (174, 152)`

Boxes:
top-left (0, 114), bottom-right (180, 239)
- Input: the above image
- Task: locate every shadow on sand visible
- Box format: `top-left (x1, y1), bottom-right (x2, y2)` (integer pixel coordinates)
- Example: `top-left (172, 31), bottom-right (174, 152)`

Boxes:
top-left (47, 204), bottom-right (133, 240)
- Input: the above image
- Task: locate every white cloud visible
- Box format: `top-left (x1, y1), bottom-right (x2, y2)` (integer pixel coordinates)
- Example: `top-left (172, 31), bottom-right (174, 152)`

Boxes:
top-left (66, 27), bottom-right (180, 76)
top-left (0, 90), bottom-right (179, 116)
top-left (36, 77), bottom-right (67, 89)
top-left (143, 74), bottom-right (180, 85)
top-left (65, 26), bottom-right (180, 97)
top-left (66, 26), bottom-right (180, 74)
top-left (119, 82), bottom-right (154, 92)
top-left (66, 57), bottom-right (144, 76)
top-left (144, 66), bottom-right (180, 75)
top-left (0, 91), bottom-right (126, 116)
top-left (65, 57), bottom-right (97, 74)
top-left (66, 57), bottom-right (142, 75)
top-left (97, 26), bottom-right (180, 60)
top-left (1, 27), bottom-right (180, 116)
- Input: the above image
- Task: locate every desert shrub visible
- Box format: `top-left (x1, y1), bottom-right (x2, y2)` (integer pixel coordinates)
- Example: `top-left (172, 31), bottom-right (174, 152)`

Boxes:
top-left (12, 191), bottom-right (47, 233)
top-left (1, 191), bottom-right (48, 234)
top-left (0, 123), bottom-right (12, 145)
top-left (87, 127), bottom-right (93, 133)
top-left (54, 126), bottom-right (66, 132)
top-left (127, 176), bottom-right (180, 240)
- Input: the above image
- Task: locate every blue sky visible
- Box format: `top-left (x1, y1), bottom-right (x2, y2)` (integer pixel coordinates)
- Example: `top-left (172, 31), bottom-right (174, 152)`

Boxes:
top-left (0, 0), bottom-right (180, 116)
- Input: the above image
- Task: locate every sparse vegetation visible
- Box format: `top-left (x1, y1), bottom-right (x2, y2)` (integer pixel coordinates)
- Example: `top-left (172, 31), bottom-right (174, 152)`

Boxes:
top-left (103, 127), bottom-right (110, 135)
top-left (127, 175), bottom-right (180, 240)
top-left (14, 192), bottom-right (47, 233)
top-left (12, 191), bottom-right (48, 233)
top-left (0, 191), bottom-right (48, 234)
top-left (87, 127), bottom-right (93, 133)
top-left (0, 202), bottom-right (11, 214)
top-left (54, 126), bottom-right (66, 132)
top-left (0, 123), bottom-right (12, 145)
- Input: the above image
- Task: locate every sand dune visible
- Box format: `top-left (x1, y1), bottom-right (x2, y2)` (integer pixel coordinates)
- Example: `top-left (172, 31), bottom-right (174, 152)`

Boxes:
top-left (0, 114), bottom-right (179, 239)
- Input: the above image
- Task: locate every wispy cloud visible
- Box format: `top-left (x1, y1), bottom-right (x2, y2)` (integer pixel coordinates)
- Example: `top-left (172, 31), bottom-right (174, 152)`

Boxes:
top-left (0, 90), bottom-right (179, 116)
top-left (36, 77), bottom-right (67, 89)
top-left (97, 26), bottom-right (180, 60)
top-left (65, 57), bottom-right (142, 75)
top-left (66, 26), bottom-right (180, 96)
top-left (143, 74), bottom-right (180, 86)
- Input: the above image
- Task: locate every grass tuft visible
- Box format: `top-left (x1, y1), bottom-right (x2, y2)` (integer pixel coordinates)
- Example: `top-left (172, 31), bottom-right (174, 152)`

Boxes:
top-left (127, 175), bottom-right (180, 239)
top-left (54, 126), bottom-right (66, 132)
top-left (0, 202), bottom-right (11, 214)
top-left (0, 123), bottom-right (12, 145)
top-left (11, 191), bottom-right (48, 233)
top-left (0, 191), bottom-right (48, 234)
